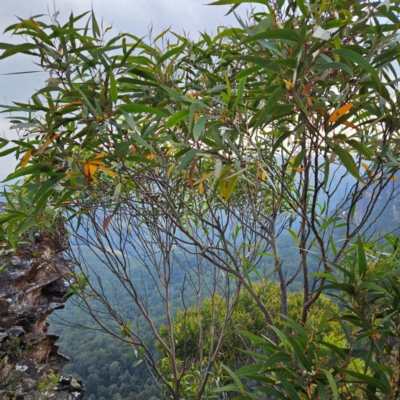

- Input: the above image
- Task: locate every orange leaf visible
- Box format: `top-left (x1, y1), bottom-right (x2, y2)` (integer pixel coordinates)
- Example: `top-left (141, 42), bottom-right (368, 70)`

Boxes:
top-left (165, 146), bottom-right (174, 156)
top-left (94, 152), bottom-right (105, 160)
top-left (342, 120), bottom-right (359, 130)
top-left (328, 103), bottom-right (353, 122)
top-left (261, 171), bottom-right (267, 181)
top-left (388, 175), bottom-right (398, 181)
top-left (84, 161), bottom-right (92, 184)
top-left (370, 334), bottom-right (381, 340)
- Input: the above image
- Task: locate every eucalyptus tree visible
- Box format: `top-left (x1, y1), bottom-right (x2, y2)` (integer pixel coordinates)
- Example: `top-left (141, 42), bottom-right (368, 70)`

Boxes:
top-left (1, 0), bottom-right (400, 398)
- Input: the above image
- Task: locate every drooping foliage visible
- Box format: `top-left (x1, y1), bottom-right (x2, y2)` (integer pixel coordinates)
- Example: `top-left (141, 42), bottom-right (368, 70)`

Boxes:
top-left (1, 0), bottom-right (400, 398)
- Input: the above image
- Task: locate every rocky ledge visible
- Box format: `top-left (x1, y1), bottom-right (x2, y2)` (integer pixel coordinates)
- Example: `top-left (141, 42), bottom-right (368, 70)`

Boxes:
top-left (0, 227), bottom-right (85, 400)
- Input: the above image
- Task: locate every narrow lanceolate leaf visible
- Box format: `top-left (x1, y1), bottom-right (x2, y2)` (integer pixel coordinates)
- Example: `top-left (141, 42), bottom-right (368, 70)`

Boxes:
top-left (157, 43), bottom-right (186, 64)
top-left (333, 144), bottom-right (363, 183)
top-left (333, 49), bottom-right (380, 84)
top-left (103, 215), bottom-right (113, 230)
top-left (322, 369), bottom-right (338, 400)
top-left (193, 114), bottom-right (208, 141)
top-left (119, 104), bottom-right (168, 116)
top-left (286, 228), bottom-right (300, 246)
top-left (208, 0), bottom-right (268, 5)
top-left (328, 104), bottom-right (353, 122)
top-left (165, 109), bottom-right (189, 128)
top-left (254, 87), bottom-right (283, 128)
top-left (0, 43), bottom-right (38, 59)
top-left (296, 0), bottom-right (309, 17)
top-left (357, 237), bottom-right (367, 278)
top-left (3, 164), bottom-right (53, 182)
top-left (241, 29), bottom-right (301, 44)
top-left (109, 68), bottom-right (118, 104)
top-left (224, 175), bottom-right (240, 202)
top-left (20, 148), bottom-right (33, 168)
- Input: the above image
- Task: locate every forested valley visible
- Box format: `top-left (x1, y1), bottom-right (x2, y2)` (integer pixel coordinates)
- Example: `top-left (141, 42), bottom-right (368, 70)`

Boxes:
top-left (1, 1), bottom-right (400, 399)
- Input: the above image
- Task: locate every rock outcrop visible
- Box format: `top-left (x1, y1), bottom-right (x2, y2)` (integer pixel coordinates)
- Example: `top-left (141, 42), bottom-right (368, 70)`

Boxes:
top-left (0, 224), bottom-right (85, 399)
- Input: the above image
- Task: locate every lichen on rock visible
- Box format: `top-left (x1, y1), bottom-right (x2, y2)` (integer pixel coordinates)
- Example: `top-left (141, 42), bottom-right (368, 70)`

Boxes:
top-left (0, 214), bottom-right (85, 399)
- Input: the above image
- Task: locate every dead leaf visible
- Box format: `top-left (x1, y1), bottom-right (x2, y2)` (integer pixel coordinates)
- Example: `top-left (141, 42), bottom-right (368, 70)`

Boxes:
top-left (103, 215), bottom-right (113, 230)
top-left (342, 120), bottom-right (359, 130)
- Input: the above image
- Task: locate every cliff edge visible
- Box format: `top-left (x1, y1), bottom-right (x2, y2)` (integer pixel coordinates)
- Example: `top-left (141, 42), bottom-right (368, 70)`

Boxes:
top-left (0, 220), bottom-right (85, 400)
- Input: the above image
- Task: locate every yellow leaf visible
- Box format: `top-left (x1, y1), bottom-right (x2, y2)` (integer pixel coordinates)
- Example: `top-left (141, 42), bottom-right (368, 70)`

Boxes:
top-left (261, 171), bottom-right (267, 181)
top-left (98, 165), bottom-right (116, 177)
top-left (328, 103), bottom-right (353, 122)
top-left (167, 164), bottom-right (176, 179)
top-left (388, 175), bottom-right (398, 181)
top-left (94, 152), bottom-right (105, 160)
top-left (36, 134), bottom-right (61, 155)
top-left (199, 181), bottom-right (204, 194)
top-left (284, 80), bottom-right (294, 88)
top-left (361, 163), bottom-right (369, 170)
top-left (146, 152), bottom-right (156, 160)
top-left (193, 171), bottom-right (215, 186)
top-left (293, 167), bottom-right (305, 172)
top-left (55, 100), bottom-right (82, 108)
top-left (165, 146), bottom-right (174, 156)
top-left (45, 77), bottom-right (60, 83)
top-left (20, 148), bottom-right (33, 168)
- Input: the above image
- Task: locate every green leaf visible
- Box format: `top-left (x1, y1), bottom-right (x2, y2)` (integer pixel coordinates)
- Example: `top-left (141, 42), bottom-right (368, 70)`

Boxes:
top-left (3, 164), bottom-right (53, 182)
top-left (313, 61), bottom-right (354, 77)
top-left (0, 147), bottom-right (19, 157)
top-left (274, 372), bottom-right (301, 400)
top-left (109, 68), bottom-right (118, 104)
top-left (193, 115), bottom-right (208, 141)
top-left (254, 87), bottom-right (283, 129)
top-left (241, 29), bottom-right (301, 44)
top-left (208, 0), bottom-right (268, 5)
top-left (357, 237), bottom-right (367, 278)
top-left (333, 144), bottom-right (363, 183)
top-left (177, 149), bottom-right (201, 173)
top-left (333, 49), bottom-right (380, 84)
top-left (296, 0), bottom-right (309, 17)
top-left (253, 386), bottom-right (286, 399)
top-left (286, 227), bottom-right (300, 246)
top-left (0, 43), bottom-right (37, 59)
top-left (157, 43), bottom-right (186, 64)
top-left (165, 109), bottom-right (189, 128)
top-left (119, 104), bottom-right (168, 116)
top-left (322, 369), bottom-right (338, 400)
top-left (32, 174), bottom-right (65, 204)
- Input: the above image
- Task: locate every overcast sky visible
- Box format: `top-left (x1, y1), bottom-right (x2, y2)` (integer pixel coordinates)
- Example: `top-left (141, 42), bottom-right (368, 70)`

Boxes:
top-left (0, 0), bottom-right (248, 181)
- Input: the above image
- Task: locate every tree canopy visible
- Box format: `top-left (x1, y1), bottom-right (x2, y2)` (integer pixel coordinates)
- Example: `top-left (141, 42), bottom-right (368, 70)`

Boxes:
top-left (1, 0), bottom-right (400, 398)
